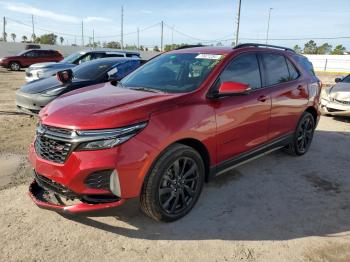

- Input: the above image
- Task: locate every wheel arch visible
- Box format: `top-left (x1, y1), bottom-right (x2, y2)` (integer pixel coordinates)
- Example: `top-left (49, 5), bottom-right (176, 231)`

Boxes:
top-left (305, 106), bottom-right (318, 124)
top-left (174, 138), bottom-right (211, 182)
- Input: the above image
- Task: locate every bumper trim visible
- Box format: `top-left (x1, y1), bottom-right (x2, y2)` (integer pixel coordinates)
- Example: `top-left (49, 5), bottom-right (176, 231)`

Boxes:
top-left (28, 180), bottom-right (126, 214)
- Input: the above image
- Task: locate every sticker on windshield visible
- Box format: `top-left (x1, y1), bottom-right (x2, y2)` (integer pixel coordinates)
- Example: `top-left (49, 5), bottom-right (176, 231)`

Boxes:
top-left (196, 54), bottom-right (223, 60)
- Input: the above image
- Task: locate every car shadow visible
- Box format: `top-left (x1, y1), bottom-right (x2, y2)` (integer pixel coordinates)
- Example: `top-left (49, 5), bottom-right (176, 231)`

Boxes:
top-left (332, 116), bottom-right (350, 123)
top-left (62, 129), bottom-right (350, 241)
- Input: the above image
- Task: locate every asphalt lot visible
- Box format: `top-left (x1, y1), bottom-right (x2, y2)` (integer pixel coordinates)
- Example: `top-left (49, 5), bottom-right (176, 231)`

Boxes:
top-left (0, 68), bottom-right (350, 261)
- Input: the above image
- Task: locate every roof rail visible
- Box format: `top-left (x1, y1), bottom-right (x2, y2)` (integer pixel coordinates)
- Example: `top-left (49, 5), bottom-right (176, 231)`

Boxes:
top-left (174, 44), bottom-right (205, 50)
top-left (234, 43), bottom-right (295, 53)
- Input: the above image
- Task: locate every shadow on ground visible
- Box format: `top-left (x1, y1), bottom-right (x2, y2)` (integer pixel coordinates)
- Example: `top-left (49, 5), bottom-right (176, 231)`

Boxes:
top-left (63, 129), bottom-right (350, 241)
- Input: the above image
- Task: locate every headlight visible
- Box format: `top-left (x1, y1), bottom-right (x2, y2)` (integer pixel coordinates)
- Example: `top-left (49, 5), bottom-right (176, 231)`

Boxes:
top-left (41, 86), bottom-right (66, 96)
top-left (321, 88), bottom-right (329, 99)
top-left (76, 122), bottom-right (147, 151)
top-left (36, 70), bottom-right (45, 78)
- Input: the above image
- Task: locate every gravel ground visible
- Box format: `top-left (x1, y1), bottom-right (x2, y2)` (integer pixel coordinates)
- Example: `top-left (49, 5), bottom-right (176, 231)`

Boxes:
top-left (0, 69), bottom-right (350, 262)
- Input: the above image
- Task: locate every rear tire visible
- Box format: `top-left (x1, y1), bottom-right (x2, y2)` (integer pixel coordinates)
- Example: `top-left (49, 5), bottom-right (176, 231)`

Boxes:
top-left (140, 143), bottom-right (205, 222)
top-left (283, 112), bottom-right (315, 156)
top-left (9, 62), bottom-right (21, 71)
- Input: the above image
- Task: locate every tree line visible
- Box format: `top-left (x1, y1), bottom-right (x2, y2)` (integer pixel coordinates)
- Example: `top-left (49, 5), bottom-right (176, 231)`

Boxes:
top-left (1, 33), bottom-right (348, 55)
top-left (293, 40), bottom-right (347, 55)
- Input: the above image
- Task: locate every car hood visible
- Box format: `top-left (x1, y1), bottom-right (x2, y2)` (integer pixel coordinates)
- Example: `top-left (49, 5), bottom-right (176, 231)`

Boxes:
top-left (20, 76), bottom-right (91, 94)
top-left (1, 55), bottom-right (19, 59)
top-left (330, 83), bottom-right (350, 101)
top-left (29, 62), bottom-right (75, 70)
top-left (39, 83), bottom-right (184, 130)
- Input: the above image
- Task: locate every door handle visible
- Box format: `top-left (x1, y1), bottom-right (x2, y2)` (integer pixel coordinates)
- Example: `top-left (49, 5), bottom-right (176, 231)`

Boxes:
top-left (297, 85), bottom-right (303, 91)
top-left (257, 95), bottom-right (267, 102)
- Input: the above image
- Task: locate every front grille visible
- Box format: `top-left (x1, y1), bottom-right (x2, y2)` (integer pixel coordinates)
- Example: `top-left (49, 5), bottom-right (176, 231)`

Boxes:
top-left (335, 99), bottom-right (350, 105)
top-left (35, 135), bottom-right (72, 164)
top-left (84, 170), bottom-right (112, 191)
top-left (34, 172), bottom-right (79, 199)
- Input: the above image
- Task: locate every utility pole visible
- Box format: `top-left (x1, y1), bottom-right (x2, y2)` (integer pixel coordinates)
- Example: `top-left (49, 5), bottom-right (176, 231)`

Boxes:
top-left (160, 21), bottom-right (164, 52)
top-left (31, 15), bottom-right (35, 41)
top-left (137, 27), bottom-right (140, 49)
top-left (265, 8), bottom-right (273, 45)
top-left (121, 6), bottom-right (124, 49)
top-left (2, 16), bottom-right (6, 42)
top-left (171, 25), bottom-right (174, 47)
top-left (81, 20), bottom-right (84, 47)
top-left (92, 29), bottom-right (95, 48)
top-left (234, 0), bottom-right (242, 46)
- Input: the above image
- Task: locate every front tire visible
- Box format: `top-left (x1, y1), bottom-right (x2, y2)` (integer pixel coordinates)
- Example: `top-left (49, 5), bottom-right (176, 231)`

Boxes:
top-left (9, 62), bottom-right (21, 71)
top-left (283, 112), bottom-right (315, 156)
top-left (140, 144), bottom-right (205, 222)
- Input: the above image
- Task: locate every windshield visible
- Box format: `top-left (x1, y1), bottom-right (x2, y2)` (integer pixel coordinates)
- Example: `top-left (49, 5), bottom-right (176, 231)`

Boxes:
top-left (17, 50), bottom-right (28, 56)
top-left (62, 52), bottom-right (84, 63)
top-left (342, 75), bottom-right (350, 83)
top-left (73, 61), bottom-right (114, 80)
top-left (120, 53), bottom-right (224, 93)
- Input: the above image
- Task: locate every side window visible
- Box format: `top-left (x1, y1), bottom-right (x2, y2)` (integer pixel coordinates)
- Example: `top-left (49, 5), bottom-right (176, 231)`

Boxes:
top-left (39, 51), bottom-right (49, 57)
top-left (262, 54), bottom-right (290, 86)
top-left (77, 53), bottom-right (93, 64)
top-left (218, 53), bottom-right (261, 90)
top-left (115, 60), bottom-right (140, 78)
top-left (295, 56), bottom-right (316, 77)
top-left (105, 53), bottom-right (124, 58)
top-left (91, 53), bottom-right (106, 59)
top-left (286, 59), bottom-right (299, 80)
top-left (25, 51), bottom-right (37, 57)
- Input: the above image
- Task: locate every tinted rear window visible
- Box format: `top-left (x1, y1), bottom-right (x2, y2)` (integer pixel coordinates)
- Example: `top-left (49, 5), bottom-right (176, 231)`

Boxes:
top-left (295, 56), bottom-right (316, 76)
top-left (262, 54), bottom-right (290, 86)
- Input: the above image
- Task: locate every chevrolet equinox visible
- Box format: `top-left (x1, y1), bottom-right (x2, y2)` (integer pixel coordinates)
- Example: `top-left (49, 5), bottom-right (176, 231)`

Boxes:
top-left (29, 44), bottom-right (321, 222)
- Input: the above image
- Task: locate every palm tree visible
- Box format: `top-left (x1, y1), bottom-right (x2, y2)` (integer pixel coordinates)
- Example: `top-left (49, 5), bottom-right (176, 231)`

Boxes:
top-left (11, 33), bottom-right (16, 42)
top-left (59, 36), bottom-right (64, 45)
top-left (22, 35), bottom-right (28, 42)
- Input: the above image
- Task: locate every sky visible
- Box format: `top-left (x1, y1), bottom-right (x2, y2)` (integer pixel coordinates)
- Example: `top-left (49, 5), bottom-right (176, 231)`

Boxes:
top-left (0, 0), bottom-right (349, 49)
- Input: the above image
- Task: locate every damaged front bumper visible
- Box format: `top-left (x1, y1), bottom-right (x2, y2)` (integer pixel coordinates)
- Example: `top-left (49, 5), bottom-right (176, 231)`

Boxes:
top-left (28, 176), bottom-right (126, 214)
top-left (320, 98), bottom-right (350, 116)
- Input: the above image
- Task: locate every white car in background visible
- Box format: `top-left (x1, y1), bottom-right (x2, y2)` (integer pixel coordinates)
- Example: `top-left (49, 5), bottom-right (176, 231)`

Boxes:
top-left (320, 75), bottom-right (350, 116)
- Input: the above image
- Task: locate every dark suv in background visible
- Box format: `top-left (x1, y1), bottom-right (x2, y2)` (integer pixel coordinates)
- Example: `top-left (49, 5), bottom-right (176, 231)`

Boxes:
top-left (0, 49), bottom-right (63, 71)
top-left (25, 50), bottom-right (141, 82)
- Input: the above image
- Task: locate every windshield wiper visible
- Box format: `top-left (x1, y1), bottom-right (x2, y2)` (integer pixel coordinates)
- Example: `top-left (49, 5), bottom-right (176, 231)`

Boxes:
top-left (130, 87), bottom-right (163, 93)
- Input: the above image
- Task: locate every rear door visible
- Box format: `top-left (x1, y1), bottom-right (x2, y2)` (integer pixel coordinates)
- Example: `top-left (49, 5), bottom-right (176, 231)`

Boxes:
top-left (260, 52), bottom-right (308, 140)
top-left (212, 52), bottom-right (271, 163)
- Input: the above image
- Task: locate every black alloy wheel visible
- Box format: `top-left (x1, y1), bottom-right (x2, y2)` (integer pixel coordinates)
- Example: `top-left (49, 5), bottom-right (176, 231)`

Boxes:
top-left (140, 144), bottom-right (205, 222)
top-left (283, 112), bottom-right (315, 156)
top-left (158, 157), bottom-right (200, 215)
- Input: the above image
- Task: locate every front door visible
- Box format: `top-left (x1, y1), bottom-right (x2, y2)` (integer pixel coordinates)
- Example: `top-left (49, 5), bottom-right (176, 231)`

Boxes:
top-left (211, 53), bottom-right (271, 164)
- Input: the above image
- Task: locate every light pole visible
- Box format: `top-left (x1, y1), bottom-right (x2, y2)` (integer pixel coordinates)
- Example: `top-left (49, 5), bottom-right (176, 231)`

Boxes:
top-left (265, 8), bottom-right (273, 45)
top-left (234, 0), bottom-right (242, 46)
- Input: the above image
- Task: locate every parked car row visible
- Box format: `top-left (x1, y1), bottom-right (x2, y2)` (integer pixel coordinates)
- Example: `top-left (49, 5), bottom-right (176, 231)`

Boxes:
top-left (24, 43), bottom-right (323, 222)
top-left (25, 50), bottom-right (140, 82)
top-left (16, 57), bottom-right (141, 114)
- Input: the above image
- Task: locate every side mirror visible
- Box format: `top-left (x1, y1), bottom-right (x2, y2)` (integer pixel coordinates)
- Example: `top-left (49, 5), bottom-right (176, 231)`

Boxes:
top-left (56, 69), bottom-right (73, 84)
top-left (335, 77), bottom-right (342, 83)
top-left (218, 81), bottom-right (251, 96)
top-left (107, 67), bottom-right (122, 82)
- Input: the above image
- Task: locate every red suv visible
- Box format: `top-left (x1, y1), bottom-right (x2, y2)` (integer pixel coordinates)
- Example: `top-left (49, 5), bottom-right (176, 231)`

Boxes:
top-left (29, 44), bottom-right (321, 222)
top-left (0, 49), bottom-right (63, 71)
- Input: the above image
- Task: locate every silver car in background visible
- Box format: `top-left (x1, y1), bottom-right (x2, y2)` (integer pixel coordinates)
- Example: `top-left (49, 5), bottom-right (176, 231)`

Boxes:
top-left (320, 75), bottom-right (350, 116)
top-left (25, 50), bottom-right (140, 82)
